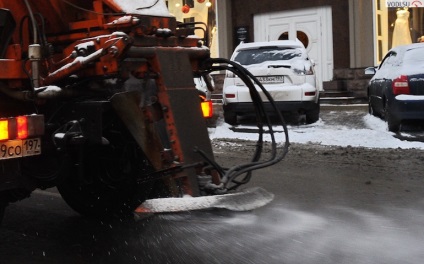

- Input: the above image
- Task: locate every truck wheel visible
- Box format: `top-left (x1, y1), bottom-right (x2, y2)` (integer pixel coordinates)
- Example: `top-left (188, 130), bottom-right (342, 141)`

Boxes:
top-left (57, 131), bottom-right (155, 218)
top-left (0, 202), bottom-right (6, 226)
top-left (305, 102), bottom-right (320, 124)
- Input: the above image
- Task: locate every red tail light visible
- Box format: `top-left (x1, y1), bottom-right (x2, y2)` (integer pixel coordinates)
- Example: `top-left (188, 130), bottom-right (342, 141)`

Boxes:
top-left (305, 91), bottom-right (316, 96)
top-left (392, 75), bottom-right (410, 95)
top-left (0, 115), bottom-right (44, 141)
top-left (201, 100), bottom-right (213, 118)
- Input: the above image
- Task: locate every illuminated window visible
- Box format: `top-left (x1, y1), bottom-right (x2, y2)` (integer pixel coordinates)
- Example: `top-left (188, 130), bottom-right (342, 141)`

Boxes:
top-left (183, 0), bottom-right (194, 8)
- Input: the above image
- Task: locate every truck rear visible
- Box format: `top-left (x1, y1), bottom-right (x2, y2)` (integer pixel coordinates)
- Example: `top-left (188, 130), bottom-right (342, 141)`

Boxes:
top-left (0, 0), bottom-right (288, 223)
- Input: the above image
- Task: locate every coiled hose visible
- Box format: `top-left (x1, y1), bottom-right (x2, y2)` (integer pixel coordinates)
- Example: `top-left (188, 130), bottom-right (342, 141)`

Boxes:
top-left (201, 58), bottom-right (290, 191)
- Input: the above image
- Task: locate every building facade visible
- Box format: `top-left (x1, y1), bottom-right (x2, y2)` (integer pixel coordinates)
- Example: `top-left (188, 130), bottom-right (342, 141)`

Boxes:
top-left (164, 0), bottom-right (424, 97)
top-left (228, 0), bottom-right (359, 93)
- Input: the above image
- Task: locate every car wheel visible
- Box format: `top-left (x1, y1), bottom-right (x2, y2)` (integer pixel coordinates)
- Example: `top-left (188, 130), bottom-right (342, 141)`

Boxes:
top-left (384, 98), bottom-right (400, 132)
top-left (386, 112), bottom-right (400, 132)
top-left (368, 98), bottom-right (376, 116)
top-left (305, 102), bottom-right (320, 124)
top-left (223, 107), bottom-right (237, 125)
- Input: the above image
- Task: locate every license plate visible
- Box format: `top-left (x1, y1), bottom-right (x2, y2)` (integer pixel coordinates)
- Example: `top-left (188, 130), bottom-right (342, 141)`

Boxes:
top-left (256, 76), bottom-right (284, 83)
top-left (0, 138), bottom-right (41, 160)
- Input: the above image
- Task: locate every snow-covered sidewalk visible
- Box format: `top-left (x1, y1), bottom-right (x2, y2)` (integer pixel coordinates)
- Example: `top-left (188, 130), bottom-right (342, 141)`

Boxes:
top-left (209, 114), bottom-right (424, 150)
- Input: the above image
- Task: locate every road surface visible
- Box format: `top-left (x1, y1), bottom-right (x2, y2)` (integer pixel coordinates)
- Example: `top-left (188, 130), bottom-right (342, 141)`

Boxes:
top-left (1, 105), bottom-right (424, 264)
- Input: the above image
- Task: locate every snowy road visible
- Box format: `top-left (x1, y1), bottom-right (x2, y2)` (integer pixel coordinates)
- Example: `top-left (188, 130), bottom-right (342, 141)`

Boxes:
top-left (2, 104), bottom-right (424, 264)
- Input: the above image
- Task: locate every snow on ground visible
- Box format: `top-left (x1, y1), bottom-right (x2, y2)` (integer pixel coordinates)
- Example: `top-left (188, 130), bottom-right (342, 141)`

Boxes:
top-left (209, 114), bottom-right (424, 150)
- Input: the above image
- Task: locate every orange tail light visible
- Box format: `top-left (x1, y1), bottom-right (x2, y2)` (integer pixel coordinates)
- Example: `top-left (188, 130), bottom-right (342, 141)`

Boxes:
top-left (0, 120), bottom-right (9, 140)
top-left (201, 100), bottom-right (213, 118)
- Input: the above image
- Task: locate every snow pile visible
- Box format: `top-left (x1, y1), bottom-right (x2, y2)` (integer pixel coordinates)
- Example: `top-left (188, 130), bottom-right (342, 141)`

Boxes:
top-left (117, 0), bottom-right (171, 17)
top-left (209, 114), bottom-right (424, 150)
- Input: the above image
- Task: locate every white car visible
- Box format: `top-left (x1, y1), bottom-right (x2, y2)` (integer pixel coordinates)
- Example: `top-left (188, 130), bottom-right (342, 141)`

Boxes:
top-left (222, 40), bottom-right (320, 125)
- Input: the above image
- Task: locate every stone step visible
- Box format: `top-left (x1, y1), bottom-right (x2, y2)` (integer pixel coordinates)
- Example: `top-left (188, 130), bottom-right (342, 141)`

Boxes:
top-left (321, 90), bottom-right (354, 97)
top-left (333, 68), bottom-right (372, 80)
top-left (320, 96), bottom-right (367, 105)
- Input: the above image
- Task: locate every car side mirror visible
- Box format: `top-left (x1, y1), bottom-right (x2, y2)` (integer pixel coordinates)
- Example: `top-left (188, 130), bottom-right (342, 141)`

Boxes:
top-left (364, 67), bottom-right (376, 75)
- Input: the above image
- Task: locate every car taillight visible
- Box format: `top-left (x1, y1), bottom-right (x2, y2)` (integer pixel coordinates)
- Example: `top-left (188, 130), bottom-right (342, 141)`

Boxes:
top-left (201, 100), bottom-right (213, 118)
top-left (392, 75), bottom-right (410, 95)
top-left (305, 91), bottom-right (316, 96)
top-left (0, 115), bottom-right (44, 141)
top-left (225, 93), bottom-right (236, 99)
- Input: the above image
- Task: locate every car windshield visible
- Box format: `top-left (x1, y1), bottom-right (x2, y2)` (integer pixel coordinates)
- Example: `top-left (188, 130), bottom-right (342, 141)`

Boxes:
top-left (234, 47), bottom-right (303, 66)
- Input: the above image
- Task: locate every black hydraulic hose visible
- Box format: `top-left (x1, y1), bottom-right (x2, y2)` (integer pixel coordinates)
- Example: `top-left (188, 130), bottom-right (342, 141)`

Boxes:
top-left (23, 0), bottom-right (38, 44)
top-left (231, 61), bottom-right (289, 163)
top-left (221, 58), bottom-right (289, 144)
top-left (207, 66), bottom-right (267, 183)
top-left (209, 65), bottom-right (267, 159)
top-left (222, 65), bottom-right (277, 188)
top-left (204, 58), bottom-right (290, 190)
top-left (206, 64), bottom-right (265, 189)
top-left (177, 22), bottom-right (209, 47)
top-left (211, 65), bottom-right (268, 160)
top-left (136, 0), bottom-right (161, 10)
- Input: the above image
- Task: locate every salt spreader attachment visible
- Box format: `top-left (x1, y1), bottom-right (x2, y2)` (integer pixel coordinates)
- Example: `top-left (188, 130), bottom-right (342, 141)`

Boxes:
top-left (135, 187), bottom-right (275, 214)
top-left (132, 56), bottom-right (290, 215)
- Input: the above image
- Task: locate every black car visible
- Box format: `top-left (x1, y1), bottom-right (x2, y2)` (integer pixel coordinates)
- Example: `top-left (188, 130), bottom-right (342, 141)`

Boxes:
top-left (365, 43), bottom-right (424, 132)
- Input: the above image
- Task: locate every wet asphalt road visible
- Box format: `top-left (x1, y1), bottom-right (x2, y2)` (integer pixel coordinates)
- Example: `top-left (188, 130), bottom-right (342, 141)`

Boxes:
top-left (1, 105), bottom-right (424, 264)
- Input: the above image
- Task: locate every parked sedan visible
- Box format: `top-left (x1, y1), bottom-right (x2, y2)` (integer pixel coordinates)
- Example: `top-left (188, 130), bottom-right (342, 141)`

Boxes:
top-left (222, 40), bottom-right (320, 125)
top-left (366, 43), bottom-right (424, 132)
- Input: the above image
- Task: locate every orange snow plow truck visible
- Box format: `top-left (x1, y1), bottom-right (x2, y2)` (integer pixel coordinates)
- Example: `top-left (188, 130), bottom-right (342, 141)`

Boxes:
top-left (0, 0), bottom-right (288, 223)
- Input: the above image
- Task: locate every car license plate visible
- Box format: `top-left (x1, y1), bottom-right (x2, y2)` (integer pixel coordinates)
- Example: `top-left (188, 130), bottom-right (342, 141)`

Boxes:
top-left (0, 138), bottom-right (41, 160)
top-left (256, 76), bottom-right (284, 83)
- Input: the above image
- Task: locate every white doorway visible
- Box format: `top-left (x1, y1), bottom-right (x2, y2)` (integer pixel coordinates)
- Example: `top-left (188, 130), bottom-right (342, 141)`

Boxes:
top-left (254, 7), bottom-right (334, 91)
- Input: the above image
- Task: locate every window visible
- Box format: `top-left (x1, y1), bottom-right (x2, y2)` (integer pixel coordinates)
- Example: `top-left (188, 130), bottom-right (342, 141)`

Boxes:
top-left (278, 31), bottom-right (309, 48)
top-left (234, 47), bottom-right (302, 66)
top-left (183, 0), bottom-right (194, 8)
top-left (379, 52), bottom-right (396, 69)
top-left (374, 1), bottom-right (424, 62)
